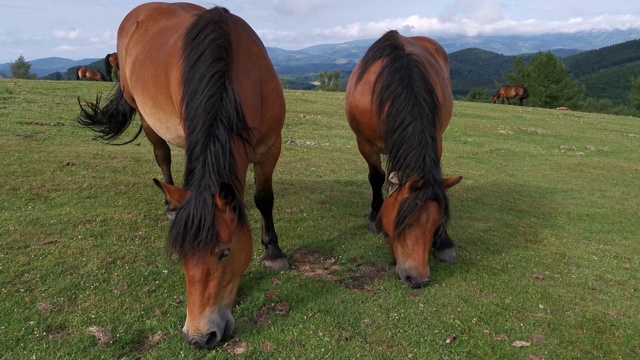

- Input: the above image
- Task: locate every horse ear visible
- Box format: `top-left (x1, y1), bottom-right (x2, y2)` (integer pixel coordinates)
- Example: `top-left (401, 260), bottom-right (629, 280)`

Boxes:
top-left (444, 176), bottom-right (462, 189)
top-left (215, 182), bottom-right (238, 212)
top-left (153, 178), bottom-right (189, 209)
top-left (408, 176), bottom-right (425, 192)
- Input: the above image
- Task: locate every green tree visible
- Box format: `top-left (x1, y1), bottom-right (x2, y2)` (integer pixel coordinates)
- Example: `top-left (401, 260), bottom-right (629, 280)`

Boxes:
top-left (628, 76), bottom-right (640, 115)
top-left (10, 55), bottom-right (36, 79)
top-left (279, 77), bottom-right (289, 90)
top-left (504, 52), bottom-right (585, 109)
top-left (317, 70), bottom-right (340, 91)
top-left (465, 88), bottom-right (488, 102)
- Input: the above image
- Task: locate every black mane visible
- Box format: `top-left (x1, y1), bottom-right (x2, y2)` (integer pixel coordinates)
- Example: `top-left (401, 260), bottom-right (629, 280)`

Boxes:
top-left (356, 30), bottom-right (449, 237)
top-left (169, 7), bottom-right (253, 257)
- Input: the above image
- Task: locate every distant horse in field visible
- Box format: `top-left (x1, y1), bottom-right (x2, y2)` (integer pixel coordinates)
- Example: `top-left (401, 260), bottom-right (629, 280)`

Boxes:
top-left (104, 52), bottom-right (119, 82)
top-left (345, 30), bottom-right (462, 289)
top-left (76, 67), bottom-right (105, 81)
top-left (492, 85), bottom-right (529, 105)
top-left (77, 3), bottom-right (287, 349)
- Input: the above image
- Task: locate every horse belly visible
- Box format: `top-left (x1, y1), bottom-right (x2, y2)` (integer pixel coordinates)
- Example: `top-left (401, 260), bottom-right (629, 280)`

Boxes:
top-left (137, 100), bottom-right (186, 148)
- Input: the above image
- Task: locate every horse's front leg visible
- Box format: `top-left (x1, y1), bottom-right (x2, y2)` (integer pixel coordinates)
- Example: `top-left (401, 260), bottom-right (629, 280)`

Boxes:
top-left (357, 138), bottom-right (385, 233)
top-left (432, 230), bottom-right (458, 264)
top-left (253, 136), bottom-right (289, 271)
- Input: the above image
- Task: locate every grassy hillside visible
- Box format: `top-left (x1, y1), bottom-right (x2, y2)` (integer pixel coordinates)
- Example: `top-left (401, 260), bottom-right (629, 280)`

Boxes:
top-left (1, 79), bottom-right (639, 358)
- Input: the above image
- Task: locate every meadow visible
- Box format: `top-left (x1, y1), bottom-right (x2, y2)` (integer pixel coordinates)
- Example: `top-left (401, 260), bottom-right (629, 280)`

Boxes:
top-left (1, 79), bottom-right (638, 359)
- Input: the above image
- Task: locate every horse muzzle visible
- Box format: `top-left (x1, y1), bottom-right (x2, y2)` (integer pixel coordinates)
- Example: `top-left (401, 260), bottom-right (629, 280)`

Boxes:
top-left (183, 308), bottom-right (235, 349)
top-left (396, 265), bottom-right (431, 289)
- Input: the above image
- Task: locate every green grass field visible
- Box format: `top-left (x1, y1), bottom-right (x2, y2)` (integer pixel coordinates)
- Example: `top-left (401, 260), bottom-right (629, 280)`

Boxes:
top-left (1, 79), bottom-right (639, 359)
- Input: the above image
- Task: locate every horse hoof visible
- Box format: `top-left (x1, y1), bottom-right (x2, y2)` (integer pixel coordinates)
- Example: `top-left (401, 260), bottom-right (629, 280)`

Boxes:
top-left (368, 221), bottom-right (381, 234)
top-left (434, 248), bottom-right (458, 264)
top-left (262, 257), bottom-right (290, 271)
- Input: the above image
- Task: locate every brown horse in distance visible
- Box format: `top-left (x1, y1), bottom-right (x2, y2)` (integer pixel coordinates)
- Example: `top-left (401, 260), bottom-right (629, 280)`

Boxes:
top-left (76, 67), bottom-right (105, 81)
top-left (77, 3), bottom-right (287, 349)
top-left (345, 30), bottom-right (462, 289)
top-left (104, 52), bottom-right (119, 82)
top-left (492, 85), bottom-right (529, 105)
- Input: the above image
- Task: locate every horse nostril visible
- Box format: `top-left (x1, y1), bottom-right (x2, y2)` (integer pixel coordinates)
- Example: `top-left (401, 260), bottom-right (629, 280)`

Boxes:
top-left (404, 275), bottom-right (416, 287)
top-left (183, 331), bottom-right (222, 349)
top-left (404, 275), bottom-right (430, 289)
top-left (202, 330), bottom-right (221, 349)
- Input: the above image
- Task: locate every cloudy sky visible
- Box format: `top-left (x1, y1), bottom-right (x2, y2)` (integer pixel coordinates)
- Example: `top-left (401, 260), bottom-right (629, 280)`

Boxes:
top-left (1, 0), bottom-right (640, 63)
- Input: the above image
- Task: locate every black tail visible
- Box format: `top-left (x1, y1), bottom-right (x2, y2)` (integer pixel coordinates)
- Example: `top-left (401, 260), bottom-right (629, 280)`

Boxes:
top-left (355, 30), bottom-right (448, 238)
top-left (75, 68), bottom-right (80, 81)
top-left (168, 6), bottom-right (252, 258)
top-left (104, 53), bottom-right (113, 82)
top-left (521, 86), bottom-right (529, 100)
top-left (77, 86), bottom-right (138, 141)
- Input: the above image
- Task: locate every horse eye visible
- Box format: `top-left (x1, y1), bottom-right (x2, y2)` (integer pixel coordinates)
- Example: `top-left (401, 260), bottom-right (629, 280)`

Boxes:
top-left (218, 248), bottom-right (231, 261)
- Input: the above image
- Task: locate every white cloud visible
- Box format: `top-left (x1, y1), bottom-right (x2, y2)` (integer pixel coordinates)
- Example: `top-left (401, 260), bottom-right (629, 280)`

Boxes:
top-left (256, 29), bottom-right (297, 42)
top-left (274, 0), bottom-right (339, 16)
top-left (311, 13), bottom-right (640, 41)
top-left (53, 28), bottom-right (83, 40)
top-left (54, 45), bottom-right (76, 52)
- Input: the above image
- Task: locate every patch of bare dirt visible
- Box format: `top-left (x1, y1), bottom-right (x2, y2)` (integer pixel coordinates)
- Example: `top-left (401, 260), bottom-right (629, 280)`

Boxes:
top-left (19, 121), bottom-right (66, 127)
top-left (291, 248), bottom-right (390, 291)
top-left (37, 302), bottom-right (54, 315)
top-left (225, 339), bottom-right (250, 355)
top-left (39, 239), bottom-right (60, 246)
top-left (44, 329), bottom-right (69, 340)
top-left (87, 326), bottom-right (113, 347)
top-left (283, 138), bottom-right (330, 147)
top-left (253, 301), bottom-right (291, 328)
top-left (531, 334), bottom-right (545, 344)
top-left (139, 331), bottom-right (169, 353)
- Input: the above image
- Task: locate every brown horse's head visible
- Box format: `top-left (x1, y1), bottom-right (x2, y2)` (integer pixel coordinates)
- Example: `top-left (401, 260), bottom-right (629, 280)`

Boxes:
top-left (377, 175), bottom-right (461, 288)
top-left (154, 179), bottom-right (252, 349)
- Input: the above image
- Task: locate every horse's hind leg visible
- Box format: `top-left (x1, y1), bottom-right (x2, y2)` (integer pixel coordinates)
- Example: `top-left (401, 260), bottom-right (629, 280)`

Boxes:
top-left (253, 136), bottom-right (289, 271)
top-left (357, 138), bottom-right (385, 233)
top-left (141, 119), bottom-right (174, 185)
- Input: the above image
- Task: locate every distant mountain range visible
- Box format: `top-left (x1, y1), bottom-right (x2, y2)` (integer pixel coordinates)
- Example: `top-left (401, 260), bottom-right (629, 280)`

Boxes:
top-left (266, 29), bottom-right (640, 76)
top-left (2, 29), bottom-right (638, 78)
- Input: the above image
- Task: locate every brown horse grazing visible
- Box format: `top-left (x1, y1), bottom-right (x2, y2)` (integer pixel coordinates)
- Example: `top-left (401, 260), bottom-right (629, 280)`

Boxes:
top-left (492, 85), bottom-right (529, 105)
top-left (76, 67), bottom-right (105, 81)
top-left (104, 52), bottom-right (119, 82)
top-left (345, 30), bottom-right (462, 289)
top-left (77, 3), bottom-right (287, 349)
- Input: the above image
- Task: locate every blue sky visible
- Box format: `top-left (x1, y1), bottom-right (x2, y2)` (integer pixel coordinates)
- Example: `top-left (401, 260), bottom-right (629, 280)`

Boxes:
top-left (1, 0), bottom-right (640, 63)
